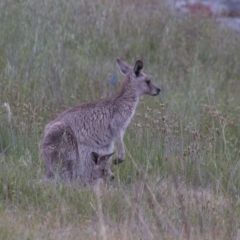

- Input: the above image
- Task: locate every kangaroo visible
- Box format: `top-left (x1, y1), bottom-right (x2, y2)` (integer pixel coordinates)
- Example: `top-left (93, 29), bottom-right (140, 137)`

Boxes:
top-left (41, 59), bottom-right (160, 180)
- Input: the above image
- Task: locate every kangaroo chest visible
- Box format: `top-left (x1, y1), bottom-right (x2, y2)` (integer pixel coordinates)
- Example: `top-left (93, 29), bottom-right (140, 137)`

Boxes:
top-left (112, 101), bottom-right (138, 131)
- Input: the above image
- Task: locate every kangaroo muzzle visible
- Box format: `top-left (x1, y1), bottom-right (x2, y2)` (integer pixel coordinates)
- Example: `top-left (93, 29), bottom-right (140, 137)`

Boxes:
top-left (153, 87), bottom-right (161, 96)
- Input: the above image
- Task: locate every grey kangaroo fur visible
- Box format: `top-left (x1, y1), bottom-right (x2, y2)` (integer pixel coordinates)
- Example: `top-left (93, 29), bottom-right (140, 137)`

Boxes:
top-left (41, 59), bottom-right (160, 183)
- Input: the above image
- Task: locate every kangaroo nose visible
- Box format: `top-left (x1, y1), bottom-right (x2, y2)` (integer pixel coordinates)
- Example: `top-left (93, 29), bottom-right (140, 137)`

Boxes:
top-left (153, 87), bottom-right (161, 96)
top-left (110, 175), bottom-right (115, 181)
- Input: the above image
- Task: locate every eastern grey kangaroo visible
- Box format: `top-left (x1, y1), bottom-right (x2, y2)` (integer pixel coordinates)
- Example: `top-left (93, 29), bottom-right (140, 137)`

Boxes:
top-left (41, 59), bottom-right (160, 182)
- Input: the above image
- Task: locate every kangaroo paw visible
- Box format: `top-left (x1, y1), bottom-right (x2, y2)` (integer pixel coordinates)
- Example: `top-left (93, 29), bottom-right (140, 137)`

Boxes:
top-left (113, 158), bottom-right (124, 165)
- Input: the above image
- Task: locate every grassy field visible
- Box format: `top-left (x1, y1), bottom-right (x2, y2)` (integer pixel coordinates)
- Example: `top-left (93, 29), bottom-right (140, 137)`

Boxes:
top-left (0, 0), bottom-right (240, 239)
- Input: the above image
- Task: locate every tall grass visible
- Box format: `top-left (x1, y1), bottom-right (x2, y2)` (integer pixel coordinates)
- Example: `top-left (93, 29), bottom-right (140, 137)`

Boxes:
top-left (0, 0), bottom-right (240, 239)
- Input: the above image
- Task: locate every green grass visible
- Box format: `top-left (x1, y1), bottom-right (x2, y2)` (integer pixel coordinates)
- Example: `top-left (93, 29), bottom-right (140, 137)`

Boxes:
top-left (0, 0), bottom-right (240, 239)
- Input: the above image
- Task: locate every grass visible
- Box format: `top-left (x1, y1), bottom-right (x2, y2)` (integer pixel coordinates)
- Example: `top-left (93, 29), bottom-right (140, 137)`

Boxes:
top-left (0, 0), bottom-right (240, 239)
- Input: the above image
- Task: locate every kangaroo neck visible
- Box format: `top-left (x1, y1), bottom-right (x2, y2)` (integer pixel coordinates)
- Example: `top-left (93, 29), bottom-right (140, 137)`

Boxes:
top-left (118, 88), bottom-right (138, 103)
top-left (114, 90), bottom-right (138, 116)
top-left (115, 77), bottom-right (139, 106)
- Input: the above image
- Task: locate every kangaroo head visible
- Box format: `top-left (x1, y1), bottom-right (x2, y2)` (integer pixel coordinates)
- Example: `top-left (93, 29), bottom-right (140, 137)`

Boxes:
top-left (91, 152), bottom-right (115, 181)
top-left (116, 59), bottom-right (161, 97)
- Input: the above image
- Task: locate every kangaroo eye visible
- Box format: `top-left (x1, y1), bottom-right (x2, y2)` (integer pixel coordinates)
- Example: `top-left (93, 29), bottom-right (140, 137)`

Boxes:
top-left (102, 170), bottom-right (106, 175)
top-left (146, 80), bottom-right (151, 85)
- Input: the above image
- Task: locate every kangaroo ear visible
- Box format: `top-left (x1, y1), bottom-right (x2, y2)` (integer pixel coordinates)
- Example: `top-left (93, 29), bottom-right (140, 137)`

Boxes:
top-left (133, 60), bottom-right (143, 76)
top-left (91, 152), bottom-right (99, 165)
top-left (116, 59), bottom-right (131, 75)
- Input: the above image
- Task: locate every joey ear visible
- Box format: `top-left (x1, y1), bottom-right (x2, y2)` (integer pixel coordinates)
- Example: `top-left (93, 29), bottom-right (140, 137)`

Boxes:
top-left (133, 60), bottom-right (143, 76)
top-left (91, 152), bottom-right (99, 165)
top-left (106, 152), bottom-right (114, 159)
top-left (99, 152), bottom-right (115, 162)
top-left (116, 59), bottom-right (131, 75)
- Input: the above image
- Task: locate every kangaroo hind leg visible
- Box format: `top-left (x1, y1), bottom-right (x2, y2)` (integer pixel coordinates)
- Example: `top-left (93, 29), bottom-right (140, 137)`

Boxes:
top-left (41, 122), bottom-right (78, 182)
